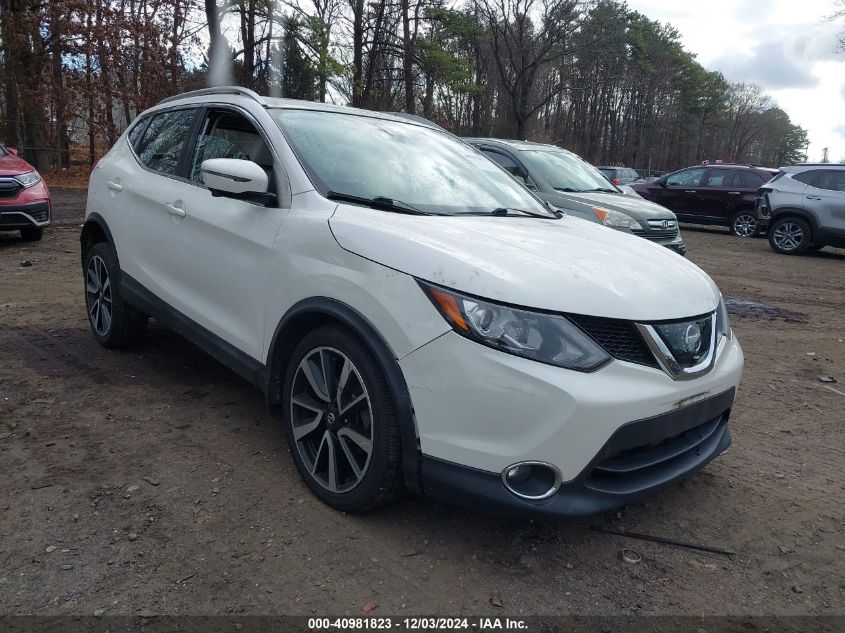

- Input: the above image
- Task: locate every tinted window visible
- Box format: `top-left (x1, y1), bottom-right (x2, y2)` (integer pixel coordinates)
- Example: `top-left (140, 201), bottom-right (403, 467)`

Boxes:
top-left (792, 170), bottom-right (820, 186)
top-left (190, 110), bottom-right (273, 183)
top-left (481, 150), bottom-right (523, 177)
top-left (136, 109), bottom-right (196, 176)
top-left (519, 150), bottom-right (617, 192)
top-left (815, 170), bottom-right (845, 192)
top-left (272, 110), bottom-right (551, 216)
top-left (666, 167), bottom-right (706, 187)
top-left (735, 171), bottom-right (765, 188)
top-left (127, 118), bottom-right (149, 150)
top-left (626, 169), bottom-right (639, 179)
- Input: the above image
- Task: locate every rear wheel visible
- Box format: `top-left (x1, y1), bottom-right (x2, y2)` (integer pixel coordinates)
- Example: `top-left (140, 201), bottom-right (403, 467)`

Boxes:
top-left (730, 211), bottom-right (757, 237)
top-left (84, 242), bottom-right (148, 347)
top-left (282, 325), bottom-right (402, 512)
top-left (20, 227), bottom-right (43, 241)
top-left (768, 217), bottom-right (812, 255)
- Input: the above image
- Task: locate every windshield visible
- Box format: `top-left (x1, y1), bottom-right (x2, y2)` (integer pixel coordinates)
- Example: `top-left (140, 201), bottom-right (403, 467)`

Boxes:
top-left (520, 149), bottom-right (619, 193)
top-left (271, 109), bottom-right (552, 216)
top-left (0, 146), bottom-right (6, 158)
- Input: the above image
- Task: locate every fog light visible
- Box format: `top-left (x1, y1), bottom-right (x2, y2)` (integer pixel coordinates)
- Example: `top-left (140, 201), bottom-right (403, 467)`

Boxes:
top-left (501, 461), bottom-right (562, 500)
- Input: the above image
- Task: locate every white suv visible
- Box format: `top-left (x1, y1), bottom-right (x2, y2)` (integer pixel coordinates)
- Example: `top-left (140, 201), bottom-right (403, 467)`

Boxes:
top-left (82, 87), bottom-right (744, 516)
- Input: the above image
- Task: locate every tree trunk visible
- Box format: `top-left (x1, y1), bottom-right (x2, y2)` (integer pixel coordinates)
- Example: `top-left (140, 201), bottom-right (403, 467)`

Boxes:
top-left (401, 0), bottom-right (414, 114)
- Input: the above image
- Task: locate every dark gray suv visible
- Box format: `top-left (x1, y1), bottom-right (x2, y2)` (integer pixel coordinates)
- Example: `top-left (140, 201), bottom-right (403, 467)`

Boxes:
top-left (757, 164), bottom-right (845, 255)
top-left (465, 139), bottom-right (686, 255)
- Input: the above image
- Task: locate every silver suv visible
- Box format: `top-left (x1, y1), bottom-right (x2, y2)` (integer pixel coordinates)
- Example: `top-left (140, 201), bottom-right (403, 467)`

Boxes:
top-left (757, 164), bottom-right (845, 255)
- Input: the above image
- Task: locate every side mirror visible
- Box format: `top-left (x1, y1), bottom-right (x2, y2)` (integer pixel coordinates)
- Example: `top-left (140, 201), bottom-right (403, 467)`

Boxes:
top-left (6, 147), bottom-right (19, 156)
top-left (201, 158), bottom-right (275, 205)
top-left (657, 178), bottom-right (667, 188)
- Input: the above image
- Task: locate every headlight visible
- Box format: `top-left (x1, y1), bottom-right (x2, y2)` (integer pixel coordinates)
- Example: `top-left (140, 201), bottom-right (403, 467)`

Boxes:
top-left (15, 171), bottom-right (41, 188)
top-left (591, 206), bottom-right (640, 230)
top-left (716, 295), bottom-right (731, 339)
top-left (419, 282), bottom-right (611, 372)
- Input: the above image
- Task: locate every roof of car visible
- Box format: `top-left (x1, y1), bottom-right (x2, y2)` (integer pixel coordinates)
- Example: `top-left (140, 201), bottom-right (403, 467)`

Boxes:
top-left (156, 87), bottom-right (439, 129)
top-left (690, 163), bottom-right (777, 173)
top-left (463, 138), bottom-right (569, 152)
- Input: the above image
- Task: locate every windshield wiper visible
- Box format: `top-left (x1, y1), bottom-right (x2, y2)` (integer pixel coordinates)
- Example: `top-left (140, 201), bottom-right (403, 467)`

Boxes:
top-left (581, 188), bottom-right (618, 193)
top-left (451, 207), bottom-right (557, 219)
top-left (492, 207), bottom-right (559, 219)
top-left (554, 187), bottom-right (579, 192)
top-left (326, 191), bottom-right (433, 215)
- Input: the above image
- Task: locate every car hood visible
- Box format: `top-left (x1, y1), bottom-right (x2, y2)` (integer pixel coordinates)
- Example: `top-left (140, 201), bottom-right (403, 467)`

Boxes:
top-left (0, 153), bottom-right (35, 176)
top-left (329, 205), bottom-right (718, 321)
top-left (557, 191), bottom-right (676, 220)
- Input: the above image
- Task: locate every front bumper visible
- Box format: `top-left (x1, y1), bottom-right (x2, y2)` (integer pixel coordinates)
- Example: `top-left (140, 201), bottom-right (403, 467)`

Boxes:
top-left (400, 328), bottom-right (743, 515)
top-left (0, 200), bottom-right (51, 230)
top-left (420, 389), bottom-right (733, 517)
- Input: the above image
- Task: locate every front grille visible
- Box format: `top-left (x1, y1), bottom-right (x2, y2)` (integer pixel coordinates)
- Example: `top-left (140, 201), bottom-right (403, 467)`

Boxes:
top-left (0, 178), bottom-right (22, 199)
top-left (635, 229), bottom-right (679, 241)
top-left (584, 413), bottom-right (728, 494)
top-left (568, 314), bottom-right (659, 368)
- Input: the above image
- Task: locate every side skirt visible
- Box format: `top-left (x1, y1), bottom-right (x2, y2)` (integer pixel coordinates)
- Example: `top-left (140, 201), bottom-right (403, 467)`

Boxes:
top-left (120, 273), bottom-right (268, 393)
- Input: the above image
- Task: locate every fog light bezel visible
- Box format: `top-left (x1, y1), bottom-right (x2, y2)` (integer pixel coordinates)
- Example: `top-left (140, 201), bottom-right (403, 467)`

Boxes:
top-left (500, 461), bottom-right (562, 500)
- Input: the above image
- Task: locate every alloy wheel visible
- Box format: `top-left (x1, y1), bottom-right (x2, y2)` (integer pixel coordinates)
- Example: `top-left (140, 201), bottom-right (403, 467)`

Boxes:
top-left (772, 222), bottom-right (804, 251)
top-left (289, 346), bottom-right (374, 493)
top-left (733, 214), bottom-right (757, 237)
top-left (85, 255), bottom-right (113, 336)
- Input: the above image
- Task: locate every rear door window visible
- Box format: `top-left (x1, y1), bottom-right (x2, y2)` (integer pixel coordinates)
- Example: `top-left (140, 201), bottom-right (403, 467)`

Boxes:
top-left (135, 109), bottom-right (197, 176)
top-left (703, 169), bottom-right (732, 187)
top-left (814, 170), bottom-right (845, 192)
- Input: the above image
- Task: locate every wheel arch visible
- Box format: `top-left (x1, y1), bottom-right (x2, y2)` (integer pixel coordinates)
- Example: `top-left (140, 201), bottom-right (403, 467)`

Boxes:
top-left (264, 297), bottom-right (422, 494)
top-left (80, 213), bottom-right (116, 267)
top-left (769, 207), bottom-right (819, 236)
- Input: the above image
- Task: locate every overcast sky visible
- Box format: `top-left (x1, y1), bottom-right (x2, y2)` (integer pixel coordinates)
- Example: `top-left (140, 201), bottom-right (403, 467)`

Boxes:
top-left (628, 0), bottom-right (845, 163)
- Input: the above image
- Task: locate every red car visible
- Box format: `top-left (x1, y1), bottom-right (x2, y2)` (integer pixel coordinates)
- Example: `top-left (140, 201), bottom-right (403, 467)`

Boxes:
top-left (0, 145), bottom-right (51, 241)
top-left (631, 164), bottom-right (777, 236)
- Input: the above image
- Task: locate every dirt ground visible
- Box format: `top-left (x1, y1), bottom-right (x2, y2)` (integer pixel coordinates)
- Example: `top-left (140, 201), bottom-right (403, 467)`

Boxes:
top-left (1, 188), bottom-right (843, 619)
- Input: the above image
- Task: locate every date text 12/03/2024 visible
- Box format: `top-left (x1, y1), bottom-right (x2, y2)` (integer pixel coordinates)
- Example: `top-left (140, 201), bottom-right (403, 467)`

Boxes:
top-left (308, 617), bottom-right (529, 630)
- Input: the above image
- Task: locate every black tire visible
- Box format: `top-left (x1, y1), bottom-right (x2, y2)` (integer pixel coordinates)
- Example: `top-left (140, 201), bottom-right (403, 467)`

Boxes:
top-left (281, 325), bottom-right (402, 512)
top-left (768, 217), bottom-right (812, 255)
top-left (20, 227), bottom-right (43, 241)
top-left (83, 242), bottom-right (147, 347)
top-left (729, 210), bottom-right (757, 237)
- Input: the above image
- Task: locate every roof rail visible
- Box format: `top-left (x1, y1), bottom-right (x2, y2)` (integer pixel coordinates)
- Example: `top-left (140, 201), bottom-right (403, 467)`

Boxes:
top-left (159, 86), bottom-right (265, 106)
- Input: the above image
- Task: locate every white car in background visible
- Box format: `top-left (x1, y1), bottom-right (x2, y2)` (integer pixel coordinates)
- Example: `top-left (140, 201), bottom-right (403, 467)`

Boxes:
top-left (82, 87), bottom-right (743, 516)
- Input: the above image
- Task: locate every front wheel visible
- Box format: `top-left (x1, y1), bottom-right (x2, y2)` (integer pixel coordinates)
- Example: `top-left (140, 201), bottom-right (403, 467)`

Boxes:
top-left (730, 211), bottom-right (757, 237)
top-left (768, 217), bottom-right (812, 255)
top-left (282, 325), bottom-right (402, 512)
top-left (83, 242), bottom-right (148, 347)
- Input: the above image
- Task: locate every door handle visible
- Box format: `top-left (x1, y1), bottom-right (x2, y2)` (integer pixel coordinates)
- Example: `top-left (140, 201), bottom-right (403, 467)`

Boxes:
top-left (684, 190), bottom-right (698, 194)
top-left (165, 202), bottom-right (186, 218)
top-left (107, 180), bottom-right (123, 192)
top-left (805, 195), bottom-right (822, 200)
top-left (727, 191), bottom-right (741, 195)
